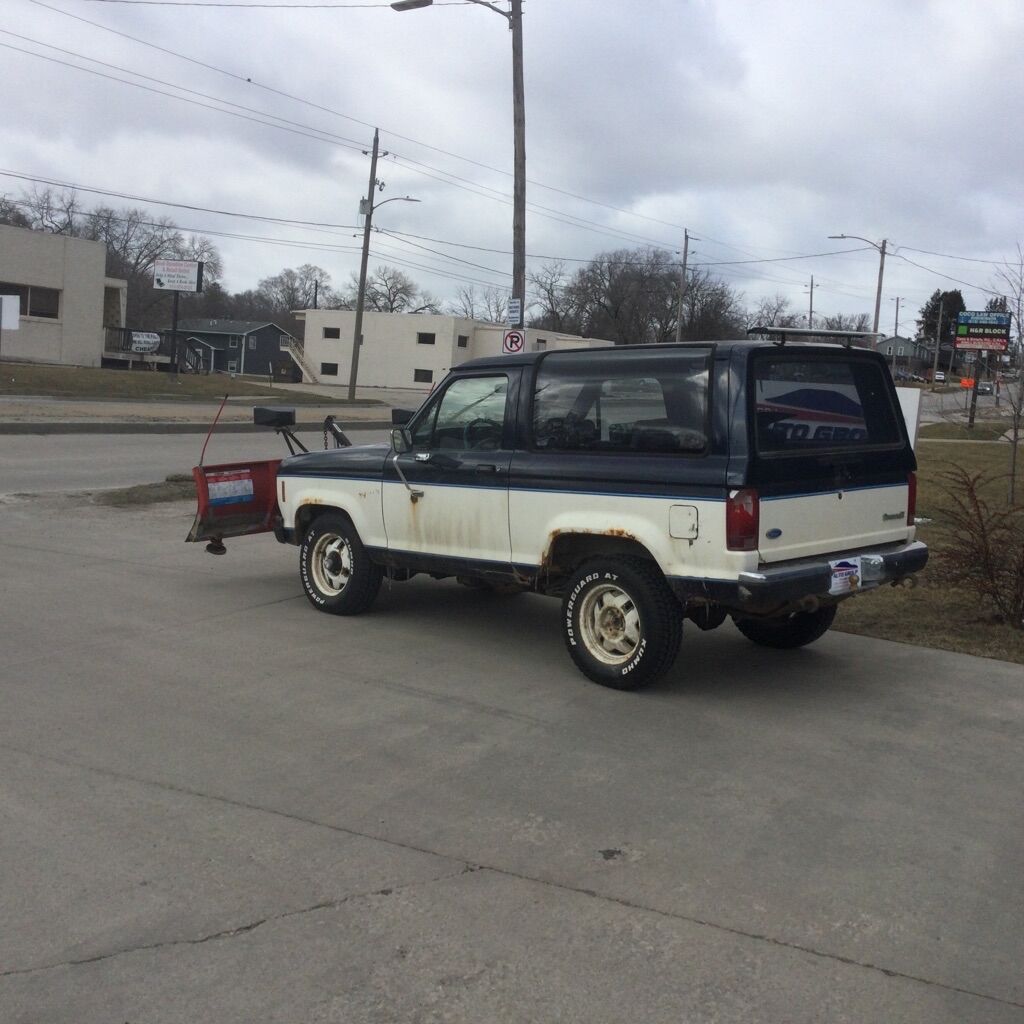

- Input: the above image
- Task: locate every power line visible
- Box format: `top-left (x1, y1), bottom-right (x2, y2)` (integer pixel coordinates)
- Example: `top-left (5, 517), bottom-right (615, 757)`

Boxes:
top-left (0, 169), bottom-right (361, 229)
top-left (76, 0), bottom-right (470, 6)
top-left (892, 253), bottom-right (1003, 298)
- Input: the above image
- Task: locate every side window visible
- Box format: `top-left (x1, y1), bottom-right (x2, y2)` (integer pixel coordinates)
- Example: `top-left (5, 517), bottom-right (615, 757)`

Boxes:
top-left (414, 375), bottom-right (508, 451)
top-left (532, 351), bottom-right (710, 453)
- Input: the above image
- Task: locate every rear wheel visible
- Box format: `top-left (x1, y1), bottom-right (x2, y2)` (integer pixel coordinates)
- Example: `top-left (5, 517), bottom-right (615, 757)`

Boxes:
top-left (733, 605), bottom-right (836, 649)
top-left (300, 513), bottom-right (382, 615)
top-left (562, 557), bottom-right (681, 690)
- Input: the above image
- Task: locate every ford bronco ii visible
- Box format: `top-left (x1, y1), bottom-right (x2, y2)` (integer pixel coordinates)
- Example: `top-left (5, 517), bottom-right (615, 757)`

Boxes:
top-left (189, 340), bottom-right (926, 689)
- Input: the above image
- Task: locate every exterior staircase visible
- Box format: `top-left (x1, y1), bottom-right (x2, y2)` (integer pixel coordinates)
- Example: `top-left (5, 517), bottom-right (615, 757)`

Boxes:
top-left (282, 338), bottom-right (320, 384)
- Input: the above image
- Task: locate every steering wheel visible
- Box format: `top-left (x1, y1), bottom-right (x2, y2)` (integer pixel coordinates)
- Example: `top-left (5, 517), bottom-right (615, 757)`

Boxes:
top-left (462, 417), bottom-right (502, 450)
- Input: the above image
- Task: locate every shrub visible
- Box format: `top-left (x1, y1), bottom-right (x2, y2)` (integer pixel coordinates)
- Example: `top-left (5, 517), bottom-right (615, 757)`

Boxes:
top-left (937, 467), bottom-right (1024, 629)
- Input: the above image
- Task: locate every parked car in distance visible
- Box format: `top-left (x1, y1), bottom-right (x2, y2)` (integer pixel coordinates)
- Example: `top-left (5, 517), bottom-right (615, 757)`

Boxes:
top-left (977, 381), bottom-right (994, 396)
top-left (933, 371), bottom-right (946, 383)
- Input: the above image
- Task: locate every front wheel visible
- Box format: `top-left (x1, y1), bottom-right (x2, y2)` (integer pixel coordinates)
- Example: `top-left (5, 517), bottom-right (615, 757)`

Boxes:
top-left (300, 513), bottom-right (382, 615)
top-left (562, 557), bottom-right (682, 690)
top-left (733, 605), bottom-right (837, 649)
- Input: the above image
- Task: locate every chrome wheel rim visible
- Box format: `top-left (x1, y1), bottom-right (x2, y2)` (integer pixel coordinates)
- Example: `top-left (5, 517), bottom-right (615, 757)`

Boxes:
top-left (311, 533), bottom-right (352, 596)
top-left (578, 583), bottom-right (641, 665)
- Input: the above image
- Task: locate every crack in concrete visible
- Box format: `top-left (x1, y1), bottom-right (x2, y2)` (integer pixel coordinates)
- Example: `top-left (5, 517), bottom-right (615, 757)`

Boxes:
top-left (2, 743), bottom-right (1022, 1011)
top-left (0, 867), bottom-right (469, 979)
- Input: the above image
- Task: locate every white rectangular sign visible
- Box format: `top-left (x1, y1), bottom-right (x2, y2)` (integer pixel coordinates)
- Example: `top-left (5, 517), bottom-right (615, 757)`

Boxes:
top-left (130, 331), bottom-right (161, 354)
top-left (1, 294), bottom-right (19, 330)
top-left (507, 298), bottom-right (522, 325)
top-left (153, 260), bottom-right (203, 292)
top-left (895, 386), bottom-right (922, 449)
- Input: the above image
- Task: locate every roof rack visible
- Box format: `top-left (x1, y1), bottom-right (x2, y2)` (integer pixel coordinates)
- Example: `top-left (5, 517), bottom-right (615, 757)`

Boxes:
top-left (746, 326), bottom-right (882, 349)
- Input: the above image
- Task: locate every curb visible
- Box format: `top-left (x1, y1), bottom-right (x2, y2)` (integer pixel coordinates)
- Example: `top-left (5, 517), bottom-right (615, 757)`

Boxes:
top-left (0, 420), bottom-right (394, 435)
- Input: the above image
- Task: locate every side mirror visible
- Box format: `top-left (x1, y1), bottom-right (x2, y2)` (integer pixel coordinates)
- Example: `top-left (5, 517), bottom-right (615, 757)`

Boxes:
top-left (390, 427), bottom-right (413, 454)
top-left (391, 407), bottom-right (414, 425)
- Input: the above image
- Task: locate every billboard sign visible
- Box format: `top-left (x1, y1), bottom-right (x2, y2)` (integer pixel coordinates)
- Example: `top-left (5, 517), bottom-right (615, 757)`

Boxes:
top-left (955, 311), bottom-right (1011, 351)
top-left (153, 259), bottom-right (204, 293)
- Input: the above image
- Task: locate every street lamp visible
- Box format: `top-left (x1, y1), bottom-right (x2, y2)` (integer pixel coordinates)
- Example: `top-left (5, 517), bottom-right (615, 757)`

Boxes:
top-left (393, 0), bottom-right (526, 328)
top-left (348, 126), bottom-right (420, 400)
top-left (828, 233), bottom-right (888, 344)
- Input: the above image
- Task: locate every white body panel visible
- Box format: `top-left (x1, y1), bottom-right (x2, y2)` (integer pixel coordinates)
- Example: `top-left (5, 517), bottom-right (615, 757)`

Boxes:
top-left (279, 476), bottom-right (387, 549)
top-left (382, 480), bottom-right (511, 563)
top-left (759, 483), bottom-right (914, 563)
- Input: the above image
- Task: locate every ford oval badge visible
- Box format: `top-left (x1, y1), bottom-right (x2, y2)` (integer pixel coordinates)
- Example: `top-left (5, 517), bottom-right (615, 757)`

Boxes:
top-left (765, 528), bottom-right (783, 539)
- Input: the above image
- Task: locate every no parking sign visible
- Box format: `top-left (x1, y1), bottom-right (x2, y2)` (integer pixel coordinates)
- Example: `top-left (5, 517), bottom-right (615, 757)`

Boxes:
top-left (502, 329), bottom-right (525, 354)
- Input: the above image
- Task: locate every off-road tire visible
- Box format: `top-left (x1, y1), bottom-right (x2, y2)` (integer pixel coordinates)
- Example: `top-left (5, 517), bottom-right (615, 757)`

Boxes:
top-left (300, 513), bottom-right (383, 616)
top-left (562, 557), bottom-right (682, 690)
top-left (733, 605), bottom-right (837, 649)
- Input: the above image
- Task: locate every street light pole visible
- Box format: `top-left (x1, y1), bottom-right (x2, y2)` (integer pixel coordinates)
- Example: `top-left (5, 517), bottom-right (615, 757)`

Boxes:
top-left (347, 127), bottom-right (420, 400)
top-left (393, 0), bottom-right (525, 326)
top-left (828, 233), bottom-right (888, 345)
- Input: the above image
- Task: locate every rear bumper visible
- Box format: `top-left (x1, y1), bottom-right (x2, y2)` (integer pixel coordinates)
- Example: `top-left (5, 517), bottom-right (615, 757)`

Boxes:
top-left (670, 540), bottom-right (928, 614)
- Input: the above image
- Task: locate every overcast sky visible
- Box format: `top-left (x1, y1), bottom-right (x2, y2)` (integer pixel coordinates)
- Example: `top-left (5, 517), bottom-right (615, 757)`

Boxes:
top-left (4, 0), bottom-right (1023, 330)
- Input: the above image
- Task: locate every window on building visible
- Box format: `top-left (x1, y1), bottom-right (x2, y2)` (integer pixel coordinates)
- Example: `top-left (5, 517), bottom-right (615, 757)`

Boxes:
top-left (536, 339), bottom-right (547, 350)
top-left (413, 368), bottom-right (434, 384)
top-left (321, 362), bottom-right (339, 376)
top-left (323, 327), bottom-right (341, 340)
top-left (228, 360), bottom-right (238, 373)
top-left (457, 335), bottom-right (468, 349)
top-left (229, 336), bottom-right (240, 348)
top-left (0, 282), bottom-right (59, 320)
top-left (28, 285), bottom-right (60, 319)
top-left (248, 337), bottom-right (256, 350)
top-left (279, 335), bottom-right (291, 350)
top-left (417, 332), bottom-right (436, 346)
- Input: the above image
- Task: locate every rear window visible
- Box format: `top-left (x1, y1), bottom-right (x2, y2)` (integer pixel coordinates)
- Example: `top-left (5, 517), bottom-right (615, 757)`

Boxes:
top-left (532, 348), bottom-right (710, 454)
top-left (753, 355), bottom-right (901, 453)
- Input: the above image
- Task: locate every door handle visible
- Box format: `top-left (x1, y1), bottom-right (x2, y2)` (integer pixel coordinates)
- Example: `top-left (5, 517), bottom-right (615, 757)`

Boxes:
top-left (414, 452), bottom-right (431, 462)
top-left (475, 464), bottom-right (498, 473)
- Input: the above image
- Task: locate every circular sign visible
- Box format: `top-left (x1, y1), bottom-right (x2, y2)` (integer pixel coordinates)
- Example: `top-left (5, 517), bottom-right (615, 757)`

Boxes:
top-left (502, 329), bottom-right (525, 354)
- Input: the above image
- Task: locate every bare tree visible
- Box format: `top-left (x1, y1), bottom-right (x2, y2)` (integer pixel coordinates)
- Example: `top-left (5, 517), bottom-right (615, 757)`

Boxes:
top-left (822, 312), bottom-right (872, 332)
top-left (17, 186), bottom-right (84, 235)
top-left (988, 244), bottom-right (1024, 501)
top-left (0, 195), bottom-right (31, 228)
top-left (746, 294), bottom-right (801, 329)
top-left (528, 261), bottom-right (580, 332)
top-left (348, 265), bottom-right (437, 313)
top-left (259, 264), bottom-right (337, 312)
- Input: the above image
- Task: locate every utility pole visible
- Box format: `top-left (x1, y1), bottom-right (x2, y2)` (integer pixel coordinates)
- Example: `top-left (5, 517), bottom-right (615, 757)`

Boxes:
top-left (872, 239), bottom-right (887, 339)
top-left (807, 275), bottom-right (815, 332)
top-left (510, 0), bottom-right (526, 327)
top-left (890, 295), bottom-right (902, 373)
top-left (348, 128), bottom-right (380, 401)
top-left (930, 295), bottom-right (944, 388)
top-left (674, 229), bottom-right (691, 344)
top-left (313, 278), bottom-right (318, 310)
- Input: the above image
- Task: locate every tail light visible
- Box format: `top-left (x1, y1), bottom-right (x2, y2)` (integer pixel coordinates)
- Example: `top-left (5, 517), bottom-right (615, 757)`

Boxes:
top-left (907, 471), bottom-right (917, 524)
top-left (726, 488), bottom-right (759, 551)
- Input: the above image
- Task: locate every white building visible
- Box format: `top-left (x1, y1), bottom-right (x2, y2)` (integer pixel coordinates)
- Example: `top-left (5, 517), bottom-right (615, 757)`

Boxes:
top-left (294, 309), bottom-right (602, 390)
top-left (0, 225), bottom-right (126, 367)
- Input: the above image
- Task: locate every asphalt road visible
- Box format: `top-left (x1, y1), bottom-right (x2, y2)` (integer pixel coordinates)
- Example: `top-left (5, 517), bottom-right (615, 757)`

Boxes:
top-left (0, 429), bottom-right (388, 494)
top-left (0, 487), bottom-right (1021, 1022)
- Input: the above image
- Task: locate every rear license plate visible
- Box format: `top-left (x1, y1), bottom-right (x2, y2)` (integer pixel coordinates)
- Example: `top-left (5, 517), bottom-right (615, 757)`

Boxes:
top-left (829, 557), bottom-right (862, 595)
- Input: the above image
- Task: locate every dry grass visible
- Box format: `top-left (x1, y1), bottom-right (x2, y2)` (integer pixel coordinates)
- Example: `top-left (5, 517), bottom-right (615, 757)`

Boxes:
top-left (0, 361), bottom-right (371, 404)
top-left (835, 440), bottom-right (1024, 664)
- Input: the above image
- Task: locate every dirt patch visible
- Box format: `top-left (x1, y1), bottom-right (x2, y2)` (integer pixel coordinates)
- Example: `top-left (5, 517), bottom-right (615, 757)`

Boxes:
top-left (94, 474), bottom-right (197, 507)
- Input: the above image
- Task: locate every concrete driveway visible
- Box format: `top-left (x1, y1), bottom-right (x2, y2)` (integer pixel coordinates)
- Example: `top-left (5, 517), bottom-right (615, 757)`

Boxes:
top-left (1, 493), bottom-right (1021, 1023)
